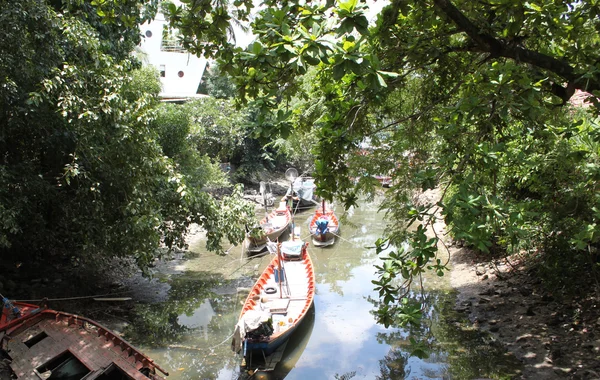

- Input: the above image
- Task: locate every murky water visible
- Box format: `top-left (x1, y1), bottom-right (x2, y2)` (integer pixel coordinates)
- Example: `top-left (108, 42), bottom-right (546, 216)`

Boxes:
top-left (123, 197), bottom-right (522, 379)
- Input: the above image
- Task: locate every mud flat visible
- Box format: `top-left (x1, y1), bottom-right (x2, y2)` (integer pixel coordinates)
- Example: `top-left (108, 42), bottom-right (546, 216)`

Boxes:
top-left (419, 188), bottom-right (600, 379)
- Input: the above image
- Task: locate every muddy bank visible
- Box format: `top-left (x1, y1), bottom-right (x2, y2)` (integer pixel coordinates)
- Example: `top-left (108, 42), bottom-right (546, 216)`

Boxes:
top-left (419, 188), bottom-right (600, 379)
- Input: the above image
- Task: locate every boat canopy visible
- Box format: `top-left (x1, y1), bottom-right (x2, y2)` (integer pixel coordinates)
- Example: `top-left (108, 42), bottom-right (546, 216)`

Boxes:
top-left (281, 241), bottom-right (304, 258)
top-left (286, 177), bottom-right (316, 202)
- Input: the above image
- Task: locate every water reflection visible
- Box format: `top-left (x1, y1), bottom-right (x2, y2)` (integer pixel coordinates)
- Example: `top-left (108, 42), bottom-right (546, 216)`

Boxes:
top-left (120, 196), bottom-right (521, 379)
top-left (123, 272), bottom-right (242, 379)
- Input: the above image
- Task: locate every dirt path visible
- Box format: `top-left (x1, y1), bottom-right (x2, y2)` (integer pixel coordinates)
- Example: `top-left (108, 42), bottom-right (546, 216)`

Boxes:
top-left (419, 188), bottom-right (600, 379)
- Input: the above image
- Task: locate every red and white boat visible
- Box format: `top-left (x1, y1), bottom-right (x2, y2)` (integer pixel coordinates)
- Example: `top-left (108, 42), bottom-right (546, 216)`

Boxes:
top-left (245, 201), bottom-right (292, 255)
top-left (232, 239), bottom-right (315, 370)
top-left (308, 201), bottom-right (340, 247)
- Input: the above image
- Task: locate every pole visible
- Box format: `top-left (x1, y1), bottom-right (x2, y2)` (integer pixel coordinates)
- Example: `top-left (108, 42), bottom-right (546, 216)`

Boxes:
top-left (262, 182), bottom-right (269, 222)
top-left (289, 180), bottom-right (295, 241)
top-left (277, 243), bottom-right (283, 298)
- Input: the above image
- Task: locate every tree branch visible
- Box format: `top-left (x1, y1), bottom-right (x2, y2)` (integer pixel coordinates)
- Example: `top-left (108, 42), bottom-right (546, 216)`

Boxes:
top-left (432, 0), bottom-right (502, 55)
top-left (432, 0), bottom-right (600, 98)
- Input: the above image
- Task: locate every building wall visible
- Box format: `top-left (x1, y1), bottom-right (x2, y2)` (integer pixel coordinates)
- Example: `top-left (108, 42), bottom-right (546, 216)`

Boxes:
top-left (139, 12), bottom-right (207, 99)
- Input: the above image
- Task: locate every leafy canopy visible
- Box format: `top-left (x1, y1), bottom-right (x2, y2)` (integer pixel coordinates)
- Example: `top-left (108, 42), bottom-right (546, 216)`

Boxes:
top-left (166, 0), bottom-right (600, 326)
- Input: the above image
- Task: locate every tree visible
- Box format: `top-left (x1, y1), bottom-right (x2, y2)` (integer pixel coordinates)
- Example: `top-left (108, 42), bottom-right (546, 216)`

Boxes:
top-left (197, 63), bottom-right (238, 99)
top-left (0, 0), bottom-right (255, 274)
top-left (172, 0), bottom-right (600, 324)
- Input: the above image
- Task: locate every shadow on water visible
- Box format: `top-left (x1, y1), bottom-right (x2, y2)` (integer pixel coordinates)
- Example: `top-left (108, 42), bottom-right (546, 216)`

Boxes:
top-left (122, 270), bottom-right (246, 379)
top-left (368, 289), bottom-right (521, 379)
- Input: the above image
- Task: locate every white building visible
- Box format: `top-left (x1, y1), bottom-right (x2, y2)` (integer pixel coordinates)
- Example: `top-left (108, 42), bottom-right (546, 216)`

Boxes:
top-left (139, 7), bottom-right (208, 100)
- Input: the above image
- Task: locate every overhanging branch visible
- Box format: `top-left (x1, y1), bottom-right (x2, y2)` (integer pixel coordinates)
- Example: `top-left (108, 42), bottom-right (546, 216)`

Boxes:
top-left (432, 0), bottom-right (600, 98)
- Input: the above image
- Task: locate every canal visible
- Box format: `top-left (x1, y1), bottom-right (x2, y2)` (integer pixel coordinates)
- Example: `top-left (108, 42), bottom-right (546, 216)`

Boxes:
top-left (120, 196), bottom-right (521, 379)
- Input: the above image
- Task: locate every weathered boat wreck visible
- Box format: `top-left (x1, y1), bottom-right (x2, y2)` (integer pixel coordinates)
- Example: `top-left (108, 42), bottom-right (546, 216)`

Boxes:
top-left (0, 297), bottom-right (168, 380)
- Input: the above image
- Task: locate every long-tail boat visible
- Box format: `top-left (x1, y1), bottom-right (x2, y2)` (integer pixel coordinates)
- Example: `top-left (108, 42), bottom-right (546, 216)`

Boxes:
top-left (281, 177), bottom-right (318, 212)
top-left (245, 201), bottom-right (292, 255)
top-left (308, 201), bottom-right (340, 247)
top-left (232, 239), bottom-right (315, 371)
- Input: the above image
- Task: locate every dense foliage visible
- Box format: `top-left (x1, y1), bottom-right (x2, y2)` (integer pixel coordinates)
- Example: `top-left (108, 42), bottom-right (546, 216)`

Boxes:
top-left (0, 0), bottom-right (255, 273)
top-left (196, 64), bottom-right (319, 179)
top-left (4, 0), bottom-right (600, 352)
top-left (198, 63), bottom-right (238, 99)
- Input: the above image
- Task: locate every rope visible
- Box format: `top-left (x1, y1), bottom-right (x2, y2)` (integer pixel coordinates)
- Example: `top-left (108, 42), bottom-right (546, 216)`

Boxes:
top-left (228, 253), bottom-right (260, 277)
top-left (167, 330), bottom-right (236, 352)
top-left (13, 291), bottom-right (132, 303)
top-left (330, 231), bottom-right (361, 247)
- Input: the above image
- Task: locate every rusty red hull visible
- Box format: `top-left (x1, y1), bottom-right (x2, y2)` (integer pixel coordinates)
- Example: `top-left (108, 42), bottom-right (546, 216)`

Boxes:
top-left (1, 300), bottom-right (168, 380)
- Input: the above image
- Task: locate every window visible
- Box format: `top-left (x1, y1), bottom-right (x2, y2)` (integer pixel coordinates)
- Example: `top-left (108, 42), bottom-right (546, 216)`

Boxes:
top-left (178, 71), bottom-right (184, 78)
top-left (159, 65), bottom-right (165, 78)
top-left (145, 30), bottom-right (152, 38)
top-left (36, 351), bottom-right (90, 380)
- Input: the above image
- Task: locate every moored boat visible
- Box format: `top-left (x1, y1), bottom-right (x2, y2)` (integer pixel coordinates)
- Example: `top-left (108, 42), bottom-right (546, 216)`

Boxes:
top-left (245, 201), bottom-right (292, 254)
top-left (0, 297), bottom-right (168, 380)
top-left (232, 240), bottom-right (315, 371)
top-left (308, 201), bottom-right (340, 247)
top-left (282, 176), bottom-right (318, 212)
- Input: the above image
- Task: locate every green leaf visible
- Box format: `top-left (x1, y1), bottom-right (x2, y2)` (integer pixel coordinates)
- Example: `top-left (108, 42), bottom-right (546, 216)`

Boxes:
top-left (338, 0), bottom-right (358, 13)
top-left (376, 73), bottom-right (387, 87)
top-left (333, 63), bottom-right (346, 80)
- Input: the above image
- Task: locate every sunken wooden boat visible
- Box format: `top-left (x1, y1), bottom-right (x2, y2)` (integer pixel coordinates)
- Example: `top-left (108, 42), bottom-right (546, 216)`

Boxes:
top-left (232, 239), bottom-right (315, 367)
top-left (245, 201), bottom-right (292, 254)
top-left (308, 202), bottom-right (340, 247)
top-left (0, 297), bottom-right (168, 380)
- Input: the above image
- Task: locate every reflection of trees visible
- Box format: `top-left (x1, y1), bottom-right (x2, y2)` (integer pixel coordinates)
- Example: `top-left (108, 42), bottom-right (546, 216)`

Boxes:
top-left (124, 271), bottom-right (227, 346)
top-left (368, 287), bottom-right (521, 379)
top-left (311, 253), bottom-right (359, 296)
top-left (308, 205), bottom-right (385, 296)
top-left (334, 371), bottom-right (357, 380)
top-left (429, 292), bottom-right (522, 379)
top-left (376, 348), bottom-right (409, 380)
top-left (123, 271), bottom-right (245, 380)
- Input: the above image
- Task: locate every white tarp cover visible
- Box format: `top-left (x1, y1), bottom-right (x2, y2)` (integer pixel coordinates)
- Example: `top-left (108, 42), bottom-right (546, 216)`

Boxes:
top-left (231, 309), bottom-right (271, 353)
top-left (286, 177), bottom-right (316, 203)
top-left (281, 241), bottom-right (303, 257)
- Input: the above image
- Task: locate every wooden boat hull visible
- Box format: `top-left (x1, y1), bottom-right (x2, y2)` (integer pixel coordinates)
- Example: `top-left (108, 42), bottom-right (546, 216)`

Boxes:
top-left (284, 196), bottom-right (317, 211)
top-left (0, 299), bottom-right (167, 380)
top-left (233, 240), bottom-right (315, 361)
top-left (311, 230), bottom-right (338, 247)
top-left (244, 314), bottom-right (300, 355)
top-left (246, 203), bottom-right (292, 254)
top-left (282, 177), bottom-right (319, 212)
top-left (246, 228), bottom-right (288, 253)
